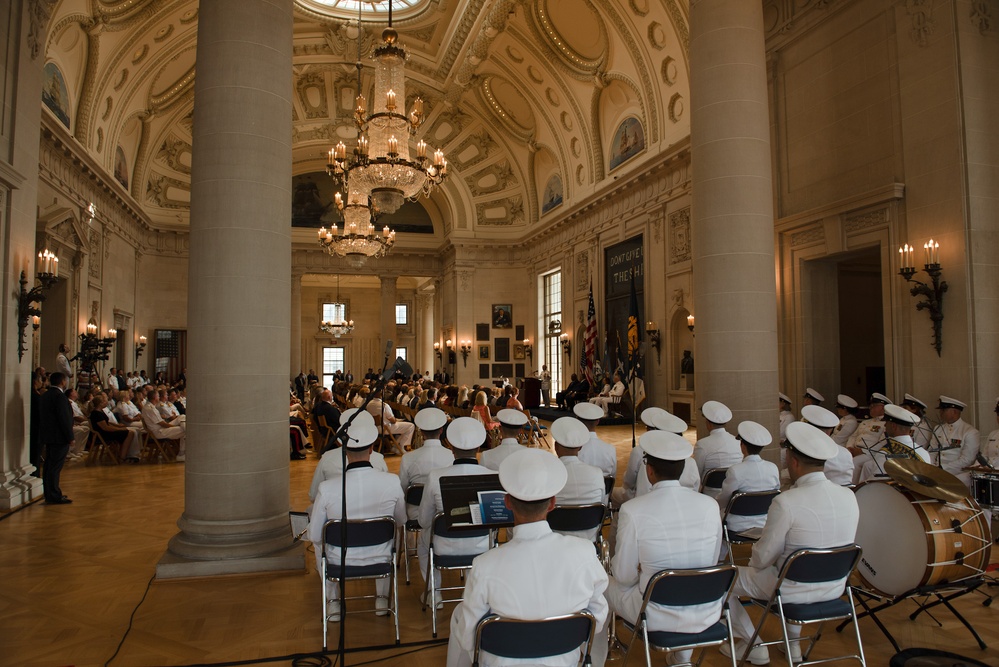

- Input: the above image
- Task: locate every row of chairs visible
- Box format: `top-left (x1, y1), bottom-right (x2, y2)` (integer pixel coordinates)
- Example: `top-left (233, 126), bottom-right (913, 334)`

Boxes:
top-left (84, 415), bottom-right (180, 466)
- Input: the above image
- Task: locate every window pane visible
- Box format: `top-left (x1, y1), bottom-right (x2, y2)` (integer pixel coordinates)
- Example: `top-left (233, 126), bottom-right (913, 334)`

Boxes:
top-left (395, 304), bottom-right (408, 325)
top-left (322, 303), bottom-right (346, 323)
top-left (322, 347), bottom-right (344, 388)
top-left (395, 347), bottom-right (407, 360)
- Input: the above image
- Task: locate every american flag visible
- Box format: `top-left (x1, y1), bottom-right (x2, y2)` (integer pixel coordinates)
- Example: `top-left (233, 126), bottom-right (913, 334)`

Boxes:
top-left (582, 284), bottom-right (598, 385)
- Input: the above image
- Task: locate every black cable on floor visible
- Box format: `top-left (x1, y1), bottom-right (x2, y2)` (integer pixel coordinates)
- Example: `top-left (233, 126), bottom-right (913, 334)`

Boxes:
top-left (173, 638), bottom-right (447, 667)
top-left (104, 572), bottom-right (156, 666)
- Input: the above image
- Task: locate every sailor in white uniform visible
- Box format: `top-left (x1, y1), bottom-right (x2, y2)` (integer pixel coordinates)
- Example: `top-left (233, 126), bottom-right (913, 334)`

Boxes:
top-left (855, 404), bottom-right (929, 484)
top-left (480, 409), bottom-right (528, 471)
top-left (309, 409), bottom-right (387, 502)
top-left (901, 393), bottom-right (933, 451)
top-left (932, 395), bottom-right (980, 489)
top-left (693, 400), bottom-right (742, 498)
top-left (573, 402), bottom-right (618, 481)
top-left (778, 392), bottom-right (794, 445)
top-left (612, 407), bottom-right (699, 505)
top-left (398, 408), bottom-right (454, 520)
top-left (550, 416), bottom-right (605, 542)
top-left (980, 398), bottom-right (999, 466)
top-left (716, 421), bottom-right (780, 537)
top-left (801, 405), bottom-right (854, 486)
top-left (831, 394), bottom-right (859, 446)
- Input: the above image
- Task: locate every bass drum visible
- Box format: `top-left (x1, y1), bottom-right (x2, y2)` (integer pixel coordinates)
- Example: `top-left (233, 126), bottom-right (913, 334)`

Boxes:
top-left (854, 481), bottom-right (991, 597)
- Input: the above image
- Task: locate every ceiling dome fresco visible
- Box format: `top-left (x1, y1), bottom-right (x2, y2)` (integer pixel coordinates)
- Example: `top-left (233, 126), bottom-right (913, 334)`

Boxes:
top-left (296, 0), bottom-right (433, 21)
top-left (536, 0), bottom-right (607, 69)
top-left (481, 75), bottom-right (536, 136)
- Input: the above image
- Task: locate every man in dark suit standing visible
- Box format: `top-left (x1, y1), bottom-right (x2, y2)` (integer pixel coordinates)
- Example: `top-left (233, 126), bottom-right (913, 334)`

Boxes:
top-left (39, 371), bottom-right (75, 504)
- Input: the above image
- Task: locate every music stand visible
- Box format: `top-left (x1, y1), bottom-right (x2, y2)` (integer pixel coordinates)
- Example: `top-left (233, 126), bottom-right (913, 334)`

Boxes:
top-left (439, 474), bottom-right (515, 531)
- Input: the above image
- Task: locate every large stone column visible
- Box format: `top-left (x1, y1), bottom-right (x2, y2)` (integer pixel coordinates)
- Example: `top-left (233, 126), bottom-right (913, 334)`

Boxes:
top-left (380, 275), bottom-right (398, 362)
top-left (290, 269), bottom-right (303, 377)
top-left (158, 0), bottom-right (302, 577)
top-left (689, 0), bottom-right (778, 435)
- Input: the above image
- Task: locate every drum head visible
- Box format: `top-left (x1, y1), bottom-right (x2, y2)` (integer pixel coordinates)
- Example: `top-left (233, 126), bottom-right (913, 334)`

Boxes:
top-left (855, 482), bottom-right (926, 596)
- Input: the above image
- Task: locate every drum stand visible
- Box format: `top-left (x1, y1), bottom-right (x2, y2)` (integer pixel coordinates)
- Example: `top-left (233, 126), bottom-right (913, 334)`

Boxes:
top-left (839, 580), bottom-right (988, 652)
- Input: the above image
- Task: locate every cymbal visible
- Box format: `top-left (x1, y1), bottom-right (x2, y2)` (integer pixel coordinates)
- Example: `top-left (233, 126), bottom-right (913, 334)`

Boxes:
top-left (885, 458), bottom-right (968, 502)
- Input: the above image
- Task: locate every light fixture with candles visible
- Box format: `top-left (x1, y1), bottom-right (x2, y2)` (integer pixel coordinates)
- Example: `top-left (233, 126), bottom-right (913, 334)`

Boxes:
top-left (898, 238), bottom-right (947, 355)
top-left (16, 249), bottom-right (61, 362)
top-left (459, 340), bottom-right (472, 367)
top-left (444, 338), bottom-right (456, 365)
top-left (687, 314), bottom-right (695, 333)
top-left (560, 333), bottom-right (571, 357)
top-left (325, 0), bottom-right (449, 219)
top-left (318, 275), bottom-right (356, 338)
top-left (135, 335), bottom-right (147, 364)
top-left (76, 321), bottom-right (116, 376)
top-left (434, 341), bottom-right (442, 363)
top-left (645, 321), bottom-right (661, 363)
top-left (523, 338), bottom-right (533, 362)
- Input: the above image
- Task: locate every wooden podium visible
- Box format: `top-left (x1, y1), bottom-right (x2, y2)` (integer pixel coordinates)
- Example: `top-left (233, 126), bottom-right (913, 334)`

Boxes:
top-left (521, 377), bottom-right (541, 409)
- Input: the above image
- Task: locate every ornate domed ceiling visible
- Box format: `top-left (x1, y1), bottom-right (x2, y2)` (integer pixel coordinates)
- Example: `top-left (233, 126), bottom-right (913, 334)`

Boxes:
top-left (41, 0), bottom-right (691, 245)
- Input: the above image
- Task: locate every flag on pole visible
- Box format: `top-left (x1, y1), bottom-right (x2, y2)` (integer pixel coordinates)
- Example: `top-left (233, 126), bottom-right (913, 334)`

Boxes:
top-left (583, 284), bottom-right (598, 385)
top-left (627, 272), bottom-right (646, 408)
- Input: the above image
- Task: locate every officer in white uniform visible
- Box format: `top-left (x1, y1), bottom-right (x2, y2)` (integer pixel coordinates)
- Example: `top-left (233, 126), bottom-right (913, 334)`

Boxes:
top-left (933, 395), bottom-right (980, 488)
top-left (613, 408), bottom-right (699, 505)
top-left (551, 417), bottom-right (605, 541)
top-left (846, 392), bottom-right (891, 455)
top-left (398, 408), bottom-right (454, 520)
top-left (831, 394), bottom-right (859, 446)
top-left (778, 393), bottom-right (794, 445)
top-left (367, 396), bottom-right (415, 455)
top-left (308, 409), bottom-right (387, 502)
top-left (716, 421), bottom-right (780, 535)
top-left (573, 402), bottom-right (618, 480)
top-left (723, 422), bottom-right (859, 665)
top-left (799, 405), bottom-right (854, 486)
top-left (447, 448), bottom-right (609, 667)
top-left (604, 430), bottom-right (723, 665)
top-left (901, 393), bottom-right (933, 451)
top-left (308, 422), bottom-right (407, 618)
top-left (480, 409), bottom-right (527, 471)
top-left (418, 417), bottom-right (493, 602)
top-left (855, 404), bottom-right (929, 484)
top-left (980, 398), bottom-right (999, 466)
top-left (693, 401), bottom-right (742, 498)
top-left (801, 387), bottom-right (825, 411)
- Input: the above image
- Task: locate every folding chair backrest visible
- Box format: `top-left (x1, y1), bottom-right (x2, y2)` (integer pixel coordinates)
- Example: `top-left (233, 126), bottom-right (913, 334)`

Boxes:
top-left (323, 517), bottom-right (396, 549)
top-left (781, 545), bottom-right (861, 585)
top-left (477, 612), bottom-right (595, 660)
top-left (405, 484), bottom-right (424, 507)
top-left (646, 565), bottom-right (738, 607)
top-left (726, 489), bottom-right (780, 518)
top-left (603, 476), bottom-right (615, 496)
top-left (701, 468), bottom-right (728, 490)
top-left (547, 504), bottom-right (606, 533)
top-left (432, 513), bottom-right (490, 540)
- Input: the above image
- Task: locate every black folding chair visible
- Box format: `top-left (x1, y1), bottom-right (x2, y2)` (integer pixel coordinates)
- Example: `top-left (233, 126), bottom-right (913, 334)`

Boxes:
top-left (721, 489), bottom-right (780, 563)
top-left (403, 484), bottom-right (424, 584)
top-left (425, 512), bottom-right (492, 638)
top-left (473, 610), bottom-right (597, 667)
top-left (741, 545), bottom-right (866, 667)
top-left (616, 564), bottom-right (739, 667)
top-left (321, 517), bottom-right (399, 649)
top-left (547, 503), bottom-right (609, 566)
top-left (700, 467), bottom-right (728, 494)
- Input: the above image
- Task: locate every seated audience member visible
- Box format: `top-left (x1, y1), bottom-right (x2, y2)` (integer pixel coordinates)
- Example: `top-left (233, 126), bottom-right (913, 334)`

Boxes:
top-left (573, 402), bottom-right (618, 482)
top-left (613, 407), bottom-right (700, 505)
top-left (67, 388), bottom-right (91, 457)
top-left (308, 409), bottom-right (387, 501)
top-left (588, 373), bottom-right (625, 417)
top-left (90, 393), bottom-right (139, 461)
top-left (168, 388), bottom-right (186, 416)
top-left (693, 400), bottom-right (742, 498)
top-left (471, 390), bottom-right (500, 432)
top-left (367, 395), bottom-right (415, 455)
top-left (312, 390), bottom-right (342, 453)
top-left (854, 404), bottom-right (928, 484)
top-left (142, 391), bottom-right (187, 461)
top-left (446, 448), bottom-right (609, 667)
top-left (398, 408), bottom-right (454, 520)
top-left (715, 421), bottom-right (780, 539)
top-left (505, 385), bottom-right (523, 410)
top-left (481, 409), bottom-right (528, 470)
top-left (551, 416), bottom-right (605, 541)
top-left (800, 405), bottom-right (854, 486)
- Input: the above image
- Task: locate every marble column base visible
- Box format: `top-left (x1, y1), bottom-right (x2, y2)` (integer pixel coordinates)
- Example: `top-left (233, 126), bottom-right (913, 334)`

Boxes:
top-left (0, 467), bottom-right (44, 511)
top-left (157, 542), bottom-right (304, 579)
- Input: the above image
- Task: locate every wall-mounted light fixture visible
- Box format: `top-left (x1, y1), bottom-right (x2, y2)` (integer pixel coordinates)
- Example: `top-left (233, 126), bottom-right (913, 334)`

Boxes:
top-left (445, 339), bottom-right (456, 365)
top-left (560, 333), bottom-right (571, 357)
top-left (459, 340), bottom-right (472, 367)
top-left (434, 341), bottom-right (442, 364)
top-left (899, 240), bottom-right (947, 355)
top-left (135, 335), bottom-right (147, 365)
top-left (523, 338), bottom-right (533, 362)
top-left (16, 250), bottom-right (60, 361)
top-left (645, 321), bottom-right (661, 363)
top-left (686, 314), bottom-right (695, 333)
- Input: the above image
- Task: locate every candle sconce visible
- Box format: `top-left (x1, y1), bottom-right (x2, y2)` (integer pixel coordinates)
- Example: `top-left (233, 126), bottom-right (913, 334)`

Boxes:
top-left (459, 340), bottom-right (472, 367)
top-left (17, 251), bottom-right (61, 362)
top-left (560, 333), bottom-right (571, 357)
top-left (686, 315), bottom-right (695, 333)
top-left (523, 338), bottom-right (533, 362)
top-left (135, 335), bottom-right (147, 365)
top-left (434, 341), bottom-right (443, 364)
top-left (445, 339), bottom-right (456, 365)
top-left (645, 321), bottom-right (661, 363)
top-left (898, 240), bottom-right (947, 356)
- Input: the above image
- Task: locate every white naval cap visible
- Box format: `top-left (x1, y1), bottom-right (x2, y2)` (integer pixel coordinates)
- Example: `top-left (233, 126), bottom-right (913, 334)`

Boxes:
top-left (640, 407), bottom-right (687, 434)
top-left (737, 421), bottom-right (772, 448)
top-left (414, 407), bottom-right (447, 431)
top-left (339, 407), bottom-right (375, 428)
top-left (550, 416), bottom-right (590, 449)
top-left (701, 400), bottom-right (733, 424)
top-left (785, 422), bottom-right (839, 461)
top-left (447, 417), bottom-right (488, 450)
top-left (884, 404), bottom-right (921, 427)
top-left (804, 388), bottom-right (825, 403)
top-left (870, 393), bottom-right (892, 405)
top-left (902, 393), bottom-right (928, 410)
top-left (497, 408), bottom-right (529, 428)
top-left (836, 394), bottom-right (858, 409)
top-left (779, 392), bottom-right (792, 404)
top-left (344, 422), bottom-right (378, 450)
top-left (639, 430), bottom-right (693, 461)
top-left (499, 448), bottom-right (567, 502)
top-left (573, 402), bottom-right (604, 421)
top-left (937, 395), bottom-right (967, 411)
top-left (801, 405), bottom-right (839, 430)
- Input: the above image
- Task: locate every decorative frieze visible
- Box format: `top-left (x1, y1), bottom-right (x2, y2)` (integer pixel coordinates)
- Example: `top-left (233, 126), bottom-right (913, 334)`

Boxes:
top-left (668, 207), bottom-right (691, 264)
top-left (789, 226), bottom-right (825, 247)
top-left (844, 208), bottom-right (888, 234)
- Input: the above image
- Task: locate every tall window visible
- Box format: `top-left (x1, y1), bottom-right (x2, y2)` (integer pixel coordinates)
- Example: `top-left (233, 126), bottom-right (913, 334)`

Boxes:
top-left (322, 347), bottom-right (344, 388)
top-left (322, 302), bottom-right (348, 324)
top-left (395, 347), bottom-right (407, 361)
top-left (395, 304), bottom-right (408, 325)
top-left (542, 269), bottom-right (563, 396)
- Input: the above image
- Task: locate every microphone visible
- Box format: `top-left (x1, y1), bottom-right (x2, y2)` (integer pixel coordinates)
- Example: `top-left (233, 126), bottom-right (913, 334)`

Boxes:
top-left (384, 339), bottom-right (394, 359)
top-left (976, 453), bottom-right (995, 470)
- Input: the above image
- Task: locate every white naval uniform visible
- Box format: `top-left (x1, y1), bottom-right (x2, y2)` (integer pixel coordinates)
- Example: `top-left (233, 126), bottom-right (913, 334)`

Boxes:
top-left (832, 414), bottom-right (858, 446)
top-left (716, 455), bottom-right (780, 533)
top-left (589, 381), bottom-right (626, 416)
top-left (480, 438), bottom-right (525, 471)
top-left (398, 439), bottom-right (454, 520)
top-left (693, 428), bottom-right (743, 494)
top-left (779, 410), bottom-right (794, 445)
top-left (418, 458), bottom-right (494, 589)
top-left (615, 446), bottom-right (700, 503)
top-left (554, 456), bottom-right (605, 542)
top-left (727, 472), bottom-right (859, 642)
top-left (912, 417), bottom-right (934, 451)
top-left (141, 402), bottom-right (186, 453)
top-left (855, 435), bottom-right (930, 484)
top-left (932, 418), bottom-right (980, 488)
top-left (846, 417), bottom-right (885, 452)
top-left (309, 448), bottom-right (388, 501)
top-left (70, 400), bottom-right (90, 453)
top-left (823, 446), bottom-right (855, 486)
top-left (446, 521), bottom-right (609, 667)
top-left (367, 399), bottom-right (415, 451)
top-left (308, 462), bottom-right (407, 599)
top-left (578, 432), bottom-right (618, 479)
top-left (982, 428), bottom-right (999, 466)
top-left (607, 481), bottom-right (723, 635)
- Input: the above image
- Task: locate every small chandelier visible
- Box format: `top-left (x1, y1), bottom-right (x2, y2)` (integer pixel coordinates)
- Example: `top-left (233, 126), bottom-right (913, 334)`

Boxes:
top-left (319, 275), bottom-right (355, 338)
top-left (327, 3), bottom-right (448, 215)
top-left (317, 188), bottom-right (395, 265)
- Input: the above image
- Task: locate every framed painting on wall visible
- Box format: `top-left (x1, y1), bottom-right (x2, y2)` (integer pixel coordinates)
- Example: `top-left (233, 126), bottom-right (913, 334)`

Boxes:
top-left (478, 345), bottom-right (490, 360)
top-left (476, 323), bottom-right (490, 341)
top-left (494, 337), bottom-right (510, 362)
top-left (492, 304), bottom-right (512, 329)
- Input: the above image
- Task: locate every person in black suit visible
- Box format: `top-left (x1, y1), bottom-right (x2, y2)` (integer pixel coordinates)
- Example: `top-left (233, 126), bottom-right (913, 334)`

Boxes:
top-left (307, 369), bottom-right (319, 385)
top-left (419, 387), bottom-right (439, 411)
top-left (39, 372), bottom-right (75, 504)
top-left (312, 389), bottom-right (341, 453)
top-left (556, 374), bottom-right (582, 410)
top-left (294, 371), bottom-right (306, 401)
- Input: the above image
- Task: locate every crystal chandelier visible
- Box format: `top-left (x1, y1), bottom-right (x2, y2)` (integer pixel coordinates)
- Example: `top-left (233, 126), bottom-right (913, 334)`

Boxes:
top-left (319, 275), bottom-right (355, 338)
top-left (317, 187), bottom-right (396, 265)
top-left (326, 4), bottom-right (448, 216)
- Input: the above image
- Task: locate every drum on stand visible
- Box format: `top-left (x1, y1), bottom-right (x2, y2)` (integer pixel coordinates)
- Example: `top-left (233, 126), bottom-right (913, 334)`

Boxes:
top-left (854, 480), bottom-right (992, 597)
top-left (970, 469), bottom-right (999, 511)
